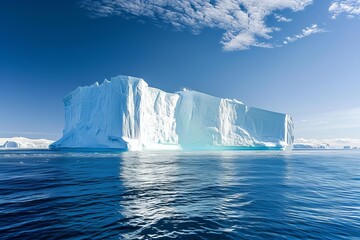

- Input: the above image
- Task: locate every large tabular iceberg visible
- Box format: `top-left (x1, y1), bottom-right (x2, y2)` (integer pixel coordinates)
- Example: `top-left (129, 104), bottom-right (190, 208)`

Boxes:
top-left (51, 75), bottom-right (294, 151)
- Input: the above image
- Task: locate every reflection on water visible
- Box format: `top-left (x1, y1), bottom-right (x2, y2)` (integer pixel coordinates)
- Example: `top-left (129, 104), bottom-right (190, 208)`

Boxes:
top-left (0, 150), bottom-right (360, 239)
top-left (119, 152), bottom-right (289, 236)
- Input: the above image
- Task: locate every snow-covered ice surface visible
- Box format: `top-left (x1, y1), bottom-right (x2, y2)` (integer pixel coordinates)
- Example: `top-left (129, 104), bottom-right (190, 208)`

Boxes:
top-left (0, 137), bottom-right (54, 149)
top-left (51, 75), bottom-right (294, 151)
top-left (294, 138), bottom-right (360, 149)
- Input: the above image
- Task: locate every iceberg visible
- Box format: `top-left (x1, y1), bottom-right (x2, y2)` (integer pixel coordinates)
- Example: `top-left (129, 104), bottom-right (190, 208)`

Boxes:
top-left (0, 137), bottom-right (54, 149)
top-left (51, 75), bottom-right (294, 151)
top-left (293, 138), bottom-right (360, 150)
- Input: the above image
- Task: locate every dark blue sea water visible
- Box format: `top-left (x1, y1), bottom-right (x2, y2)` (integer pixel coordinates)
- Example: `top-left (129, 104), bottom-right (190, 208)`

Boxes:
top-left (0, 150), bottom-right (360, 240)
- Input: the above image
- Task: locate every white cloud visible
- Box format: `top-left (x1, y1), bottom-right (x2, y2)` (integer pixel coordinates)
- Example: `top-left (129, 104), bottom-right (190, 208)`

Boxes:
top-left (80, 0), bottom-right (313, 51)
top-left (329, 0), bottom-right (360, 19)
top-left (274, 14), bottom-right (292, 22)
top-left (283, 24), bottom-right (325, 44)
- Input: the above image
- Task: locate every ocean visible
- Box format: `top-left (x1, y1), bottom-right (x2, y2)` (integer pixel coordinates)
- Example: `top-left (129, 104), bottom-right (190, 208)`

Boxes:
top-left (0, 150), bottom-right (359, 239)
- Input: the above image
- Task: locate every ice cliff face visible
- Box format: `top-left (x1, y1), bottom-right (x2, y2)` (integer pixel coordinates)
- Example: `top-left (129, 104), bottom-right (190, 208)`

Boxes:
top-left (51, 76), bottom-right (294, 150)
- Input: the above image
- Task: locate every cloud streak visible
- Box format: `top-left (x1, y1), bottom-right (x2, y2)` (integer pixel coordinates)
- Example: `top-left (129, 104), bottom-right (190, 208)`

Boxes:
top-left (274, 14), bottom-right (292, 22)
top-left (283, 24), bottom-right (325, 44)
top-left (79, 0), bottom-right (313, 51)
top-left (296, 107), bottom-right (360, 139)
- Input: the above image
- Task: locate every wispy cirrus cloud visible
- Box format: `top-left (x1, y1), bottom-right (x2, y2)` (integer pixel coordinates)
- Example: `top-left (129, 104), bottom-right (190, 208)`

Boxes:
top-left (79, 0), bottom-right (313, 51)
top-left (283, 24), bottom-right (325, 44)
top-left (329, 0), bottom-right (360, 19)
top-left (296, 107), bottom-right (360, 139)
top-left (274, 14), bottom-right (292, 22)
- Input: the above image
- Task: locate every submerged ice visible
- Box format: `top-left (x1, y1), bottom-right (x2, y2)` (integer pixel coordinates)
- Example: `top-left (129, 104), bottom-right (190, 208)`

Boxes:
top-left (51, 76), bottom-right (294, 150)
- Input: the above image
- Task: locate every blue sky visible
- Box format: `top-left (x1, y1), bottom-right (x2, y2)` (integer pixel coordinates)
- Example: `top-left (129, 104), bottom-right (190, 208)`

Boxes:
top-left (1, 0), bottom-right (360, 140)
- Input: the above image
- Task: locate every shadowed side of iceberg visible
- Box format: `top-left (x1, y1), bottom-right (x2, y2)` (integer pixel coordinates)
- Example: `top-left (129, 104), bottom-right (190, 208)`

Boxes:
top-left (50, 75), bottom-right (294, 151)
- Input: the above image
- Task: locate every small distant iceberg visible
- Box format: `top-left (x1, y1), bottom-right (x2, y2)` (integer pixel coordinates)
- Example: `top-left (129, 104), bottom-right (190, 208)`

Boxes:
top-left (294, 138), bottom-right (360, 150)
top-left (51, 75), bottom-right (294, 151)
top-left (0, 137), bottom-right (54, 149)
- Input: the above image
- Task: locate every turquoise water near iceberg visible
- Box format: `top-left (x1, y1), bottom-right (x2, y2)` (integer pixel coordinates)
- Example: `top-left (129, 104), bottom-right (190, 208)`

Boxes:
top-left (0, 150), bottom-right (360, 239)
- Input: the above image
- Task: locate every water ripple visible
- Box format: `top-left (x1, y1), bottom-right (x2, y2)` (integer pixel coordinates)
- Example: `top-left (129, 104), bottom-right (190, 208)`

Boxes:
top-left (0, 150), bottom-right (360, 239)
